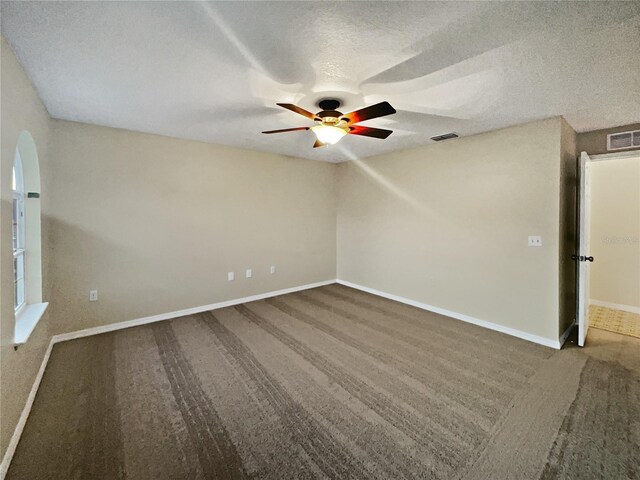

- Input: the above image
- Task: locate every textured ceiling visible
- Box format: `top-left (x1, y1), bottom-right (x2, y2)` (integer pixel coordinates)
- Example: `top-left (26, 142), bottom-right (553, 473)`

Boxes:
top-left (2, 1), bottom-right (639, 162)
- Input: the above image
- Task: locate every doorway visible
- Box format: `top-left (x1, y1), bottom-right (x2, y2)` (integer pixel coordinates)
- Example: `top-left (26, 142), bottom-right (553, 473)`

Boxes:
top-left (576, 150), bottom-right (640, 346)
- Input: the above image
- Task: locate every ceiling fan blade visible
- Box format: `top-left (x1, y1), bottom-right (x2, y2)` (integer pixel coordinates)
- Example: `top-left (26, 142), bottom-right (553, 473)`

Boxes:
top-left (313, 139), bottom-right (327, 148)
top-left (262, 127), bottom-right (310, 134)
top-left (342, 101), bottom-right (396, 124)
top-left (276, 103), bottom-right (318, 120)
top-left (348, 125), bottom-right (393, 139)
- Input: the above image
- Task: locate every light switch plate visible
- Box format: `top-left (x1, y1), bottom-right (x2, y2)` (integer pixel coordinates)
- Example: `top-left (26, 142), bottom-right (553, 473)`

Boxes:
top-left (227, 272), bottom-right (234, 281)
top-left (246, 269), bottom-right (252, 278)
top-left (270, 266), bottom-right (276, 274)
top-left (528, 235), bottom-right (542, 247)
top-left (89, 290), bottom-right (98, 301)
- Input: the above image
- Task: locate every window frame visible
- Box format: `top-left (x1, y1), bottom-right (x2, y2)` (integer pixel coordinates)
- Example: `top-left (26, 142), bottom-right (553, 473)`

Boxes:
top-left (13, 151), bottom-right (27, 315)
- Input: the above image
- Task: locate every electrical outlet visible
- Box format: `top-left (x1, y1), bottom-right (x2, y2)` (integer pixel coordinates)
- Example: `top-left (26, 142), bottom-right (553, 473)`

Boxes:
top-left (89, 290), bottom-right (98, 301)
top-left (528, 235), bottom-right (542, 247)
top-left (270, 266), bottom-right (276, 274)
top-left (227, 272), bottom-right (234, 281)
top-left (246, 269), bottom-right (252, 278)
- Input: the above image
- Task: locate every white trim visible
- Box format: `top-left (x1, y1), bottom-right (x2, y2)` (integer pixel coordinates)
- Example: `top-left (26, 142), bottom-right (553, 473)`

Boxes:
top-left (13, 302), bottom-right (48, 345)
top-left (336, 279), bottom-right (563, 349)
top-left (0, 279), bottom-right (335, 478)
top-left (590, 150), bottom-right (640, 162)
top-left (0, 338), bottom-right (54, 480)
top-left (590, 299), bottom-right (640, 315)
top-left (53, 279), bottom-right (336, 343)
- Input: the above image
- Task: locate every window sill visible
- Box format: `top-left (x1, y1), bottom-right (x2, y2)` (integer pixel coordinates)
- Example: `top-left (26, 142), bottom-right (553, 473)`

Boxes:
top-left (14, 302), bottom-right (48, 346)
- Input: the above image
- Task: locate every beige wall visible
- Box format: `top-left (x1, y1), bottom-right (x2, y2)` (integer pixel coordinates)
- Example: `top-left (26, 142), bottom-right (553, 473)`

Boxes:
top-left (337, 118), bottom-right (566, 342)
top-left (577, 123), bottom-right (640, 156)
top-left (0, 37), bottom-right (53, 460)
top-left (47, 121), bottom-right (337, 335)
top-left (1, 35), bottom-right (336, 463)
top-left (589, 156), bottom-right (640, 308)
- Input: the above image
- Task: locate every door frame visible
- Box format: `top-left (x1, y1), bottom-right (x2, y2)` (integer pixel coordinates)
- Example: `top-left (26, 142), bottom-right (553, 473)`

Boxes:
top-left (575, 149), bottom-right (640, 346)
top-left (589, 150), bottom-right (640, 163)
top-left (576, 152), bottom-right (592, 347)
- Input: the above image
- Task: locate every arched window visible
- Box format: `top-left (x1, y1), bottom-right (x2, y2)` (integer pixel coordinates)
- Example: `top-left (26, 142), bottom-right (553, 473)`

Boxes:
top-left (13, 131), bottom-right (47, 345)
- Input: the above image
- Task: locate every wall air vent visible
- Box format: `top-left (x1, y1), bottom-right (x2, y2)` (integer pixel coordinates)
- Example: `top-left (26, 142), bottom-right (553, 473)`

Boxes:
top-left (430, 132), bottom-right (459, 142)
top-left (607, 130), bottom-right (640, 151)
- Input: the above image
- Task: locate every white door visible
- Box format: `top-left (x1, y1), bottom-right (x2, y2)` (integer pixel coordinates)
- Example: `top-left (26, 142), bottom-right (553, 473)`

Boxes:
top-left (577, 152), bottom-right (593, 346)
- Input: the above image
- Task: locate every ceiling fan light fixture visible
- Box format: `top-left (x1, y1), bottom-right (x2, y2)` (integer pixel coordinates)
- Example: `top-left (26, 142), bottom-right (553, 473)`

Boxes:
top-left (263, 101), bottom-right (396, 148)
top-left (311, 125), bottom-right (347, 145)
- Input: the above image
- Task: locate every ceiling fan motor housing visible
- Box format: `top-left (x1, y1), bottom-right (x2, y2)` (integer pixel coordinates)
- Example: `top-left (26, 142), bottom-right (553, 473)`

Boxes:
top-left (317, 99), bottom-right (347, 128)
top-left (317, 110), bottom-right (345, 125)
top-left (317, 98), bottom-right (341, 111)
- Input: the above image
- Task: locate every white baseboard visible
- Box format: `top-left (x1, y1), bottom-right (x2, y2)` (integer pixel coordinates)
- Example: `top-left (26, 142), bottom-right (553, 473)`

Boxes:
top-left (336, 279), bottom-right (563, 349)
top-left (54, 279), bottom-right (337, 343)
top-left (0, 338), bottom-right (55, 480)
top-left (0, 278), bottom-right (336, 479)
top-left (590, 299), bottom-right (640, 315)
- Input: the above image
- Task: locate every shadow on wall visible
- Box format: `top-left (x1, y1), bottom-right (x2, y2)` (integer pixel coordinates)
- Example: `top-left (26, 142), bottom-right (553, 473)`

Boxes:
top-left (577, 123), bottom-right (640, 156)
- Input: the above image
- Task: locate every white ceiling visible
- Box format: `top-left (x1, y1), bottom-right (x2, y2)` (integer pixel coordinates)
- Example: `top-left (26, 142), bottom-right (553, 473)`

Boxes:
top-left (2, 1), bottom-right (639, 162)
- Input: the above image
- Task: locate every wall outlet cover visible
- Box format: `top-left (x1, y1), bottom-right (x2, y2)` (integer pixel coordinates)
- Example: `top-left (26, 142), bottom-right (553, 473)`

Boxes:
top-left (528, 236), bottom-right (542, 247)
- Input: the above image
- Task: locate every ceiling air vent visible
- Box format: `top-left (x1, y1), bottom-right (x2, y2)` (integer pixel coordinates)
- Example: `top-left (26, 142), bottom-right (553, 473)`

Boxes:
top-left (607, 130), bottom-right (640, 151)
top-left (431, 132), bottom-right (459, 142)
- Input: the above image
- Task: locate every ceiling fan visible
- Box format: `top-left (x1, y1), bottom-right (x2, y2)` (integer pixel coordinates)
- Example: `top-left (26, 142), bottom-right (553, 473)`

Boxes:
top-left (262, 99), bottom-right (396, 148)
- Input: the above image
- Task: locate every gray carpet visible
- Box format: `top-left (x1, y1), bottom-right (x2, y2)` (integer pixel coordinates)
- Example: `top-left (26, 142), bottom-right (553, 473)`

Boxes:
top-left (7, 284), bottom-right (640, 479)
